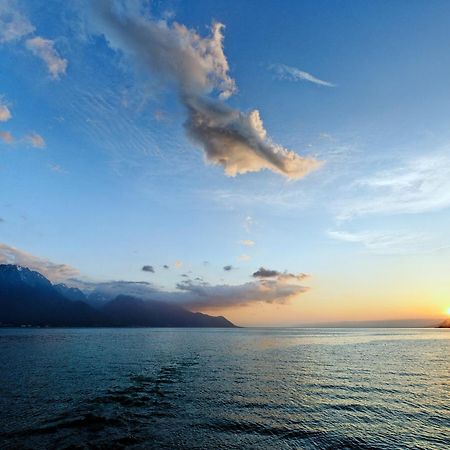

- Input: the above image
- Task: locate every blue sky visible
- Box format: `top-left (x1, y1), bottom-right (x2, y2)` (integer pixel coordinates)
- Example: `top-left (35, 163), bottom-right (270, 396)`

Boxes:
top-left (1, 0), bottom-right (450, 325)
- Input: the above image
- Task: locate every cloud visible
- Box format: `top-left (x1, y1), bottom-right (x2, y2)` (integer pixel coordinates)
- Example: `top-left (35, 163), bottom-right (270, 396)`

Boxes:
top-left (337, 154), bottom-right (450, 219)
top-left (0, 131), bottom-right (14, 144)
top-left (25, 132), bottom-right (45, 148)
top-left (49, 164), bottom-right (67, 174)
top-left (25, 36), bottom-right (68, 79)
top-left (327, 229), bottom-right (436, 255)
top-left (142, 265), bottom-right (155, 273)
top-left (163, 264), bottom-right (169, 269)
top-left (237, 254), bottom-right (251, 262)
top-left (0, 242), bottom-right (79, 281)
top-left (239, 239), bottom-right (255, 247)
top-left (252, 267), bottom-right (308, 282)
top-left (90, 1), bottom-right (322, 179)
top-left (79, 268), bottom-right (309, 310)
top-left (223, 265), bottom-right (233, 271)
top-left (0, 102), bottom-right (12, 122)
top-left (174, 260), bottom-right (183, 268)
top-left (0, 1), bottom-right (34, 43)
top-left (244, 215), bottom-right (253, 232)
top-left (173, 274), bottom-right (309, 309)
top-left (270, 63), bottom-right (335, 87)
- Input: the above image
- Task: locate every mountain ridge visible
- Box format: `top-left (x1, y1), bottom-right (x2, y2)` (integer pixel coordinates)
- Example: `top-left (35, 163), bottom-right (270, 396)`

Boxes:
top-left (0, 264), bottom-right (236, 328)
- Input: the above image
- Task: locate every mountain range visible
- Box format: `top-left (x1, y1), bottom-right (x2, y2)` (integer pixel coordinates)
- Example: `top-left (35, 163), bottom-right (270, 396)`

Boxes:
top-left (0, 264), bottom-right (235, 327)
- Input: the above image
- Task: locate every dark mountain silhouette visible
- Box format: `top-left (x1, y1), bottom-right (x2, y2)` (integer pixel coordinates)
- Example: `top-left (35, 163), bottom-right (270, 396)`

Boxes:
top-left (0, 265), bottom-right (235, 328)
top-left (102, 295), bottom-right (234, 327)
top-left (0, 265), bottom-right (104, 326)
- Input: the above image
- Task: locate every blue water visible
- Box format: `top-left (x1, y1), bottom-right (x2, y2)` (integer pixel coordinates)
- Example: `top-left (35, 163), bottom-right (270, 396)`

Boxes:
top-left (0, 328), bottom-right (448, 449)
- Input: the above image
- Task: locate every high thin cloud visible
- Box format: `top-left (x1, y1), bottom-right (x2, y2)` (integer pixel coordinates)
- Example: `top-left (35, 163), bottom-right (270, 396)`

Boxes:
top-left (90, 1), bottom-right (321, 179)
top-left (0, 1), bottom-right (34, 43)
top-left (270, 63), bottom-right (335, 87)
top-left (327, 229), bottom-right (435, 255)
top-left (26, 132), bottom-right (45, 148)
top-left (26, 37), bottom-right (68, 79)
top-left (0, 243), bottom-right (79, 281)
top-left (338, 154), bottom-right (450, 219)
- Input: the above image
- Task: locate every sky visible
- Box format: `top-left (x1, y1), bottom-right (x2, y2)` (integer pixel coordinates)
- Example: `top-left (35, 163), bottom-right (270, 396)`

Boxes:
top-left (1, 0), bottom-right (450, 326)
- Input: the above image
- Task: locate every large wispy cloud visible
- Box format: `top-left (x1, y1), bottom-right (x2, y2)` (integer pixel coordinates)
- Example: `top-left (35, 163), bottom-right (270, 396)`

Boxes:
top-left (90, 0), bottom-right (321, 179)
top-left (0, 243), bottom-right (79, 281)
top-left (25, 36), bottom-right (68, 79)
top-left (337, 154), bottom-right (450, 219)
top-left (270, 63), bottom-right (335, 87)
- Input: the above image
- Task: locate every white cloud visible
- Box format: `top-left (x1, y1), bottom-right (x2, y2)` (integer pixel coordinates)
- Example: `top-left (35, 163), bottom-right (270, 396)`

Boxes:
top-left (25, 36), bottom-right (68, 79)
top-left (237, 254), bottom-right (251, 262)
top-left (270, 63), bottom-right (335, 87)
top-left (25, 132), bottom-right (45, 148)
top-left (239, 239), bottom-right (255, 247)
top-left (327, 229), bottom-right (435, 255)
top-left (0, 243), bottom-right (79, 281)
top-left (338, 154), bottom-right (450, 219)
top-left (90, 1), bottom-right (322, 179)
top-left (0, 1), bottom-right (34, 43)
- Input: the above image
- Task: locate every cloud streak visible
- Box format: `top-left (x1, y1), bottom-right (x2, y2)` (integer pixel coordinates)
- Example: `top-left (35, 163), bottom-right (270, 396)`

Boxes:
top-left (327, 229), bottom-right (436, 255)
top-left (270, 63), bottom-right (335, 87)
top-left (90, 1), bottom-right (321, 179)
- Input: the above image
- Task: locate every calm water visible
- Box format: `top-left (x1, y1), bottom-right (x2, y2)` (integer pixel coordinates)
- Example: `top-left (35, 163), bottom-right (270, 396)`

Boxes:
top-left (0, 328), bottom-right (448, 449)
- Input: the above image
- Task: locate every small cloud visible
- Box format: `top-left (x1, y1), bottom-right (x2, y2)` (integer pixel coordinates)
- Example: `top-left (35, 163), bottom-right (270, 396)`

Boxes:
top-left (25, 36), bottom-right (67, 79)
top-left (244, 216), bottom-right (253, 233)
top-left (25, 132), bottom-right (45, 148)
top-left (239, 239), bottom-right (255, 247)
top-left (175, 260), bottom-right (183, 268)
top-left (253, 267), bottom-right (309, 282)
top-left (163, 264), bottom-right (169, 269)
top-left (0, 131), bottom-right (14, 144)
top-left (0, 102), bottom-right (12, 122)
top-left (142, 265), bottom-right (155, 273)
top-left (49, 164), bottom-right (66, 174)
top-left (270, 63), bottom-right (335, 87)
top-left (181, 273), bottom-right (189, 278)
top-left (237, 254), bottom-right (251, 262)
top-left (223, 265), bottom-right (233, 271)
top-left (253, 267), bottom-right (279, 278)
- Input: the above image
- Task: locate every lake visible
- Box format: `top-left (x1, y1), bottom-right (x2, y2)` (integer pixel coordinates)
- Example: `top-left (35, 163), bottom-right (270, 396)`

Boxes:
top-left (0, 328), bottom-right (448, 449)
